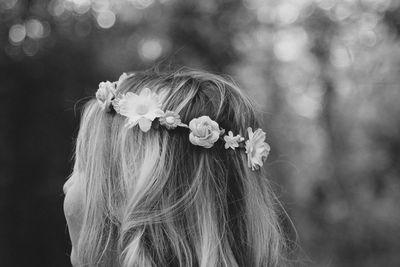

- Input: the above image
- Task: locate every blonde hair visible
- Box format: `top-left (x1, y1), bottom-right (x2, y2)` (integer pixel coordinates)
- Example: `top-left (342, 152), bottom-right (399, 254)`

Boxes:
top-left (73, 68), bottom-right (288, 266)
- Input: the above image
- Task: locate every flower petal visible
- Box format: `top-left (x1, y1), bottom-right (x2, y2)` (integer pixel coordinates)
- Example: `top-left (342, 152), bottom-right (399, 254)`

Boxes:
top-left (244, 127), bottom-right (270, 171)
top-left (188, 118), bottom-right (197, 131)
top-left (116, 73), bottom-right (128, 88)
top-left (125, 116), bottom-right (140, 129)
top-left (145, 109), bottom-right (165, 121)
top-left (247, 127), bottom-right (254, 139)
top-left (209, 131), bottom-right (220, 143)
top-left (138, 117), bottom-right (152, 132)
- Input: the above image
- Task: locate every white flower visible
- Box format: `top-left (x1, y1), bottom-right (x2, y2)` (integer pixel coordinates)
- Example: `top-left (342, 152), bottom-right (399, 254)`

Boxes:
top-left (113, 87), bottom-right (165, 132)
top-left (115, 72), bottom-right (129, 89)
top-left (188, 116), bottom-right (222, 148)
top-left (159, 110), bottom-right (188, 129)
top-left (223, 131), bottom-right (244, 150)
top-left (96, 81), bottom-right (116, 110)
top-left (245, 127), bottom-right (271, 170)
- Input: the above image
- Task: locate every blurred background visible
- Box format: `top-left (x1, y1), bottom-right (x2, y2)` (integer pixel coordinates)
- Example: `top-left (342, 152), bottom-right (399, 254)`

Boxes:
top-left (1, 0), bottom-right (400, 266)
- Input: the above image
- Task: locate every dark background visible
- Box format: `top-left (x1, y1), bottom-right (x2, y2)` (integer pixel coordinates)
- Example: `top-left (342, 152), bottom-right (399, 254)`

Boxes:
top-left (1, 0), bottom-right (400, 266)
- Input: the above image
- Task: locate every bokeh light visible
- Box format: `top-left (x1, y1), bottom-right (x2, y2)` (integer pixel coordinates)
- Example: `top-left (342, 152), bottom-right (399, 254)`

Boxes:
top-left (291, 92), bottom-right (321, 119)
top-left (273, 27), bottom-right (308, 62)
top-left (25, 19), bottom-right (44, 40)
top-left (0, 0), bottom-right (18, 10)
top-left (317, 0), bottom-right (335, 10)
top-left (92, 0), bottom-right (110, 12)
top-left (73, 2), bottom-right (91, 14)
top-left (9, 24), bottom-right (26, 44)
top-left (359, 30), bottom-right (377, 47)
top-left (96, 10), bottom-right (116, 29)
top-left (139, 38), bottom-right (163, 62)
top-left (333, 3), bottom-right (352, 21)
top-left (48, 0), bottom-right (65, 17)
top-left (128, 0), bottom-right (154, 9)
top-left (276, 2), bottom-right (299, 25)
top-left (330, 44), bottom-right (353, 68)
top-left (257, 5), bottom-right (274, 24)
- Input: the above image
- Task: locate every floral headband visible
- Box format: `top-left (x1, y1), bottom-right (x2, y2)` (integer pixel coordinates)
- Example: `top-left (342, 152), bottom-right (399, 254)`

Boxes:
top-left (95, 73), bottom-right (271, 171)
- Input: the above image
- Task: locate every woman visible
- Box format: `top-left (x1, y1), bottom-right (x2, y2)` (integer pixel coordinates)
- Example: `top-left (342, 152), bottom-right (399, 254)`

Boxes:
top-left (63, 68), bottom-right (289, 266)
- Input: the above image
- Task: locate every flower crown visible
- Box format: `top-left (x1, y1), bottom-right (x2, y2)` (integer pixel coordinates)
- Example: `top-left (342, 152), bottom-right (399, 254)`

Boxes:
top-left (95, 73), bottom-right (271, 171)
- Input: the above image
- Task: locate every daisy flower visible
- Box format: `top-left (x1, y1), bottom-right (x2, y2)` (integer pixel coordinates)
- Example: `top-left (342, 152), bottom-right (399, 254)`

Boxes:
top-left (159, 110), bottom-right (188, 129)
top-left (223, 131), bottom-right (244, 150)
top-left (113, 88), bottom-right (164, 132)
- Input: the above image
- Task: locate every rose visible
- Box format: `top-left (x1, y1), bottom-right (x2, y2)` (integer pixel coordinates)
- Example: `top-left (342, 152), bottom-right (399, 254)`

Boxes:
top-left (95, 81), bottom-right (116, 110)
top-left (188, 116), bottom-right (221, 148)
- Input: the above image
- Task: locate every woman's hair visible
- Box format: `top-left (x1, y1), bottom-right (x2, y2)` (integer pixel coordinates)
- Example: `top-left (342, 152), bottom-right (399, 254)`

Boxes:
top-left (73, 68), bottom-right (289, 266)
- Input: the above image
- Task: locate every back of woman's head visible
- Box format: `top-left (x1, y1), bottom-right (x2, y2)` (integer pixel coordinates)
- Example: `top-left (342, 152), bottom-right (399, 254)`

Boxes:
top-left (74, 68), bottom-right (287, 267)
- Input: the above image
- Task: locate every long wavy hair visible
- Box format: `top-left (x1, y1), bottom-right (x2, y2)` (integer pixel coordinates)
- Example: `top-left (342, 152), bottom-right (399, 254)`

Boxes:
top-left (73, 68), bottom-right (288, 266)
